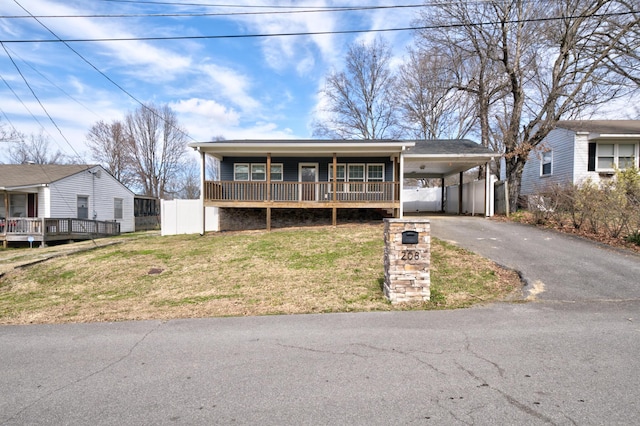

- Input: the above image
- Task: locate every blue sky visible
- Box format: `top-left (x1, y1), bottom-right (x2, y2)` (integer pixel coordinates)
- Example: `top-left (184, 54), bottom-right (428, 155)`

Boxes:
top-left (0, 0), bottom-right (417, 162)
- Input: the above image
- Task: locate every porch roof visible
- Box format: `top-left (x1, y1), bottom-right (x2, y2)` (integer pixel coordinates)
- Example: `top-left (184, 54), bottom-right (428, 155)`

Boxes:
top-left (189, 139), bottom-right (413, 158)
top-left (0, 164), bottom-right (94, 191)
top-left (403, 139), bottom-right (497, 178)
top-left (189, 138), bottom-right (497, 179)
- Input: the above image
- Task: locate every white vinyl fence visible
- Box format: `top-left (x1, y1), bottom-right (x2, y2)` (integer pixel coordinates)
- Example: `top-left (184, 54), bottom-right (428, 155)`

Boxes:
top-left (161, 199), bottom-right (219, 236)
top-left (445, 179), bottom-right (489, 215)
top-left (402, 187), bottom-right (442, 213)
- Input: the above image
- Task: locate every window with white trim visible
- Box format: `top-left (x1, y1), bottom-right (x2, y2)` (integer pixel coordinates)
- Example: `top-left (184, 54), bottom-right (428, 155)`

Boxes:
top-left (328, 164), bottom-right (346, 181)
top-left (347, 164), bottom-right (365, 181)
top-left (234, 164), bottom-right (249, 181)
top-left (367, 164), bottom-right (384, 181)
top-left (77, 196), bottom-right (89, 219)
top-left (251, 164), bottom-right (266, 181)
top-left (541, 151), bottom-right (552, 176)
top-left (270, 164), bottom-right (283, 181)
top-left (114, 198), bottom-right (123, 220)
top-left (597, 143), bottom-right (638, 171)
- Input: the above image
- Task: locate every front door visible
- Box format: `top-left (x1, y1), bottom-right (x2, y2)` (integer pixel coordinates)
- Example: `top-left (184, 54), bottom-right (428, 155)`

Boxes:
top-left (299, 163), bottom-right (318, 201)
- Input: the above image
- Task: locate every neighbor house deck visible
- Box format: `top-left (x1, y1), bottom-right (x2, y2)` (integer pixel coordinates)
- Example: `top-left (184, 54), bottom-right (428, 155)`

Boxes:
top-left (1, 217), bottom-right (121, 248)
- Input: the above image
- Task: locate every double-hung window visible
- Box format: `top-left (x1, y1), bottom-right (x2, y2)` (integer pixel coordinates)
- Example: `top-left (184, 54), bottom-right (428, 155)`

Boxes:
top-left (114, 198), bottom-right (123, 220)
top-left (77, 196), bottom-right (89, 219)
top-left (597, 143), bottom-right (637, 171)
top-left (367, 164), bottom-right (384, 193)
top-left (328, 164), bottom-right (346, 192)
top-left (234, 164), bottom-right (250, 181)
top-left (270, 164), bottom-right (283, 181)
top-left (541, 151), bottom-right (552, 176)
top-left (251, 164), bottom-right (266, 181)
top-left (348, 164), bottom-right (365, 192)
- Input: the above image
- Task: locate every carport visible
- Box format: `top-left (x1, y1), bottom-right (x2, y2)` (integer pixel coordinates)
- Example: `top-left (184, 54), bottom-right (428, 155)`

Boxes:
top-left (400, 140), bottom-right (497, 217)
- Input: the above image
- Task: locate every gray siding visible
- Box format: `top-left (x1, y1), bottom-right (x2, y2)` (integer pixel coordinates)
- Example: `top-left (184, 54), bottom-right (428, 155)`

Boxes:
top-left (521, 128), bottom-right (576, 195)
top-left (221, 157), bottom-right (394, 181)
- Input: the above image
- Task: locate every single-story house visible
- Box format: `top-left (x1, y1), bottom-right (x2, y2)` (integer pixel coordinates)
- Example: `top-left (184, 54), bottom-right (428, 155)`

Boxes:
top-left (187, 139), bottom-right (497, 232)
top-left (0, 164), bottom-right (134, 247)
top-left (520, 120), bottom-right (640, 197)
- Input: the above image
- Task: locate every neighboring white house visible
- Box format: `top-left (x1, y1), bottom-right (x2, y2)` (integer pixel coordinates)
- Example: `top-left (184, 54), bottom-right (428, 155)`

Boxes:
top-left (1, 164), bottom-right (135, 247)
top-left (520, 120), bottom-right (640, 196)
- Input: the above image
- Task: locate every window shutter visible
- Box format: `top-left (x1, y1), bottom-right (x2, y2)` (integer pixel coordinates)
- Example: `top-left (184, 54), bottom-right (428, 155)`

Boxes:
top-left (587, 143), bottom-right (596, 171)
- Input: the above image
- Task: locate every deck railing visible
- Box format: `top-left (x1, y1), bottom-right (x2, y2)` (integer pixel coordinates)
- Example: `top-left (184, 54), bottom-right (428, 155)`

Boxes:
top-left (1, 217), bottom-right (120, 237)
top-left (204, 181), bottom-right (399, 203)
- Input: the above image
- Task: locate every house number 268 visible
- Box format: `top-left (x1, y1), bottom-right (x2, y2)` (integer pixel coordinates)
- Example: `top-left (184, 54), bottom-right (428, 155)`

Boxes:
top-left (401, 250), bottom-right (420, 261)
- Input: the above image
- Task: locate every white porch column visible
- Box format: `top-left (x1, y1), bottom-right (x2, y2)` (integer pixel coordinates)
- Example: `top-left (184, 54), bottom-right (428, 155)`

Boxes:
top-left (399, 154), bottom-right (404, 218)
top-left (199, 149), bottom-right (206, 235)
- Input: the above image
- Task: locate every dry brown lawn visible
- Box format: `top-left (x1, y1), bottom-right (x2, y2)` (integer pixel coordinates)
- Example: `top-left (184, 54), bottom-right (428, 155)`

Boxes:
top-left (0, 223), bottom-right (522, 324)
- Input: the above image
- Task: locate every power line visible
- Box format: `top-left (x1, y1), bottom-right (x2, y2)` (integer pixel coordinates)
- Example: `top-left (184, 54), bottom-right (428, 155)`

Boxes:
top-left (10, 0), bottom-right (197, 144)
top-left (2, 5), bottom-right (426, 19)
top-left (0, 42), bottom-right (83, 160)
top-left (1, 10), bottom-right (636, 44)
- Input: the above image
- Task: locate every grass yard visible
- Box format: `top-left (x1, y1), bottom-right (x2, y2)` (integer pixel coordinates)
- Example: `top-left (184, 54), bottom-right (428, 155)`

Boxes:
top-left (0, 223), bottom-right (521, 324)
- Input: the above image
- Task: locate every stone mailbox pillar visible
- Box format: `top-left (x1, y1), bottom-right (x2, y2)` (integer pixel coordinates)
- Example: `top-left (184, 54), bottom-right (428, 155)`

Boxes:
top-left (383, 218), bottom-right (431, 303)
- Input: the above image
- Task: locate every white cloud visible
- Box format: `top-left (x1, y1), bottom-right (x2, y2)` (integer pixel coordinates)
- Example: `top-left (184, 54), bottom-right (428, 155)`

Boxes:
top-left (198, 63), bottom-right (260, 112)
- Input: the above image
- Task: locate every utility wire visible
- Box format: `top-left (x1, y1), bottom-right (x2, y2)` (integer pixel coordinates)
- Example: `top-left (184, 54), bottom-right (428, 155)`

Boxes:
top-left (2, 5), bottom-right (427, 19)
top-left (10, 0), bottom-right (197, 144)
top-left (1, 10), bottom-right (636, 43)
top-left (0, 42), bottom-right (82, 159)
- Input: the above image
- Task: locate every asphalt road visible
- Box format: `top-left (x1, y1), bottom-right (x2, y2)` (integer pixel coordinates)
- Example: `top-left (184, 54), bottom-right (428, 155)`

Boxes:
top-left (1, 217), bottom-right (639, 425)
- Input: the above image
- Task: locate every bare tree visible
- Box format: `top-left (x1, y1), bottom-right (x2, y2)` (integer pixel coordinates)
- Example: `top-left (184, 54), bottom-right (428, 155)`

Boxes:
top-left (175, 158), bottom-right (201, 199)
top-left (0, 118), bottom-right (20, 144)
top-left (8, 131), bottom-right (68, 164)
top-left (396, 47), bottom-right (477, 139)
top-left (86, 120), bottom-right (135, 187)
top-left (314, 36), bottom-right (402, 140)
top-left (415, 0), bottom-right (640, 211)
top-left (124, 104), bottom-right (189, 198)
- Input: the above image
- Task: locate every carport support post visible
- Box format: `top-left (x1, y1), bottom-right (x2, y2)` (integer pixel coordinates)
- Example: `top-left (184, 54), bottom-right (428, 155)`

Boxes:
top-left (440, 178), bottom-right (445, 213)
top-left (458, 171), bottom-right (464, 215)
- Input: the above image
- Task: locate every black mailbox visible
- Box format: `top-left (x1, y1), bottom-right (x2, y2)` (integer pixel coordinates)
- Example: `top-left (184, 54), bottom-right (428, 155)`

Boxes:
top-left (402, 230), bottom-right (419, 244)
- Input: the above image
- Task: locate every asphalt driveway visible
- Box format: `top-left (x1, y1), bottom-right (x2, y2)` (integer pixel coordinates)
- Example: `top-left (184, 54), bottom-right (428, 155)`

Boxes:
top-left (428, 215), bottom-right (640, 303)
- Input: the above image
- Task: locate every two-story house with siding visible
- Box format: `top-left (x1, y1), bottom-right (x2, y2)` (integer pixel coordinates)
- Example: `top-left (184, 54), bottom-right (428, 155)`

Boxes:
top-left (520, 120), bottom-right (640, 198)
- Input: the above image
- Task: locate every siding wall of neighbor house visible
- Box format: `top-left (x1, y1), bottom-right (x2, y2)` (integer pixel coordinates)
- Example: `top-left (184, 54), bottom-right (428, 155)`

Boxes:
top-left (220, 156), bottom-right (395, 182)
top-left (48, 168), bottom-right (135, 232)
top-left (521, 128), bottom-right (576, 196)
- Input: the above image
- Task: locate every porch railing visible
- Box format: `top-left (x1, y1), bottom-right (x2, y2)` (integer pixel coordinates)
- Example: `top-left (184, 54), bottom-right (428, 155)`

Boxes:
top-left (1, 217), bottom-right (120, 237)
top-left (204, 181), bottom-right (399, 203)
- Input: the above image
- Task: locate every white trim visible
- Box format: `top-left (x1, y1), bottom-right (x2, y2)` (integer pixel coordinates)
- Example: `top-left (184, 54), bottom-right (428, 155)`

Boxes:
top-left (596, 142), bottom-right (638, 171)
top-left (366, 163), bottom-right (385, 182)
top-left (250, 163), bottom-right (267, 181)
top-left (270, 163), bottom-right (284, 181)
top-left (234, 163), bottom-right (250, 181)
top-left (541, 150), bottom-right (553, 176)
top-left (347, 164), bottom-right (365, 182)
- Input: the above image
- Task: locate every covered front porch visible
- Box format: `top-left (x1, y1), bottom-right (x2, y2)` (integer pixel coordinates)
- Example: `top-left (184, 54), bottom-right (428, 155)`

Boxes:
top-left (188, 139), bottom-right (497, 232)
